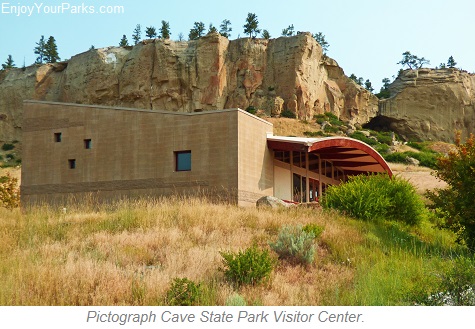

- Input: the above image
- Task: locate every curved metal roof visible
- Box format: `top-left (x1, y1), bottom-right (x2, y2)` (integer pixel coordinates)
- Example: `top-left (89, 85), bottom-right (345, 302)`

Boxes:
top-left (267, 135), bottom-right (393, 177)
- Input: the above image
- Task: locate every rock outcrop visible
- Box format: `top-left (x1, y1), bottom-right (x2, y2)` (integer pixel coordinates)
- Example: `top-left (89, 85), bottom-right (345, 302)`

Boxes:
top-left (375, 68), bottom-right (475, 142)
top-left (0, 33), bottom-right (377, 142)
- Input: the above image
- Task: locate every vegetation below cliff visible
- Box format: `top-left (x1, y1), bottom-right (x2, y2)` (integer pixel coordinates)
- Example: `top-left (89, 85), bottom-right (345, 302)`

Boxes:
top-left (0, 194), bottom-right (471, 306)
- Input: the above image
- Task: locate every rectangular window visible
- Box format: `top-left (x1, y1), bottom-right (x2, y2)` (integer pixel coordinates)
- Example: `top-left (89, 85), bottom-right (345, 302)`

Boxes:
top-left (54, 132), bottom-right (62, 142)
top-left (68, 159), bottom-right (76, 169)
top-left (175, 150), bottom-right (191, 171)
top-left (84, 139), bottom-right (92, 149)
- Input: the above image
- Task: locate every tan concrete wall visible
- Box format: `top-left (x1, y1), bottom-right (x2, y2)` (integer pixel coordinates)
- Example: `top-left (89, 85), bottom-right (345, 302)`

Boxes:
top-left (237, 111), bottom-right (274, 206)
top-left (21, 101), bottom-right (250, 206)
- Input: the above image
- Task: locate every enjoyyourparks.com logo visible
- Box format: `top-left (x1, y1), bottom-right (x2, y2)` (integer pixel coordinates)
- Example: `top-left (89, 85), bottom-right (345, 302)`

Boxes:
top-left (1, 2), bottom-right (125, 17)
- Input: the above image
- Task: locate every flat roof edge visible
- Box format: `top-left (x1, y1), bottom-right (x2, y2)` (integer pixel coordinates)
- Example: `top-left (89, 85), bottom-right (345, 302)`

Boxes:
top-left (23, 100), bottom-right (273, 126)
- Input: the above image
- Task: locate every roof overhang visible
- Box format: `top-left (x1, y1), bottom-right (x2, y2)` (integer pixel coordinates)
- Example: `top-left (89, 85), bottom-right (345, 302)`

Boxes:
top-left (267, 135), bottom-right (393, 176)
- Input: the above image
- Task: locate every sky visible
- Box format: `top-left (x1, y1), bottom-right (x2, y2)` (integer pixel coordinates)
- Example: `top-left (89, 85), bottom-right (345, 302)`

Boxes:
top-left (1, 0), bottom-right (474, 90)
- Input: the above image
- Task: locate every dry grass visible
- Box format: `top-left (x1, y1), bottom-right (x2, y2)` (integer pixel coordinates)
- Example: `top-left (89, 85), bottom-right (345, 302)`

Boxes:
top-left (265, 118), bottom-right (320, 137)
top-left (0, 197), bottom-right (361, 306)
top-left (389, 162), bottom-right (447, 195)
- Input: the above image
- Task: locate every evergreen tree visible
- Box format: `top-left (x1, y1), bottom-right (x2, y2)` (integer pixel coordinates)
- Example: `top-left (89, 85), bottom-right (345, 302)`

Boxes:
top-left (219, 19), bottom-right (232, 38)
top-left (189, 22), bottom-right (206, 40)
top-left (313, 32), bottom-right (329, 54)
top-left (89, 45), bottom-right (95, 50)
top-left (177, 32), bottom-right (184, 42)
top-left (397, 51), bottom-right (430, 69)
top-left (364, 79), bottom-right (374, 92)
top-left (208, 23), bottom-right (218, 34)
top-left (160, 21), bottom-right (171, 39)
top-left (119, 34), bottom-right (129, 47)
top-left (132, 24), bottom-right (142, 44)
top-left (34, 35), bottom-right (46, 64)
top-left (243, 13), bottom-right (260, 38)
top-left (376, 78), bottom-right (391, 99)
top-left (349, 74), bottom-right (364, 86)
top-left (281, 24), bottom-right (295, 37)
top-left (44, 36), bottom-right (60, 63)
top-left (145, 26), bottom-right (157, 39)
top-left (261, 30), bottom-right (271, 39)
top-left (2, 55), bottom-right (15, 69)
top-left (447, 56), bottom-right (457, 68)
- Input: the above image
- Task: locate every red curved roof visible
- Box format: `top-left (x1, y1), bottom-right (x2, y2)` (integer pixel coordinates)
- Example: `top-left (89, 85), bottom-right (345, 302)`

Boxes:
top-left (267, 135), bottom-right (393, 177)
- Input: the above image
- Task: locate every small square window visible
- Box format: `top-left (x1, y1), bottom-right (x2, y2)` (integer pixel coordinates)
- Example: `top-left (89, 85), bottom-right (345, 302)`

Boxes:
top-left (54, 132), bottom-right (62, 142)
top-left (84, 139), bottom-right (92, 149)
top-left (68, 159), bottom-right (76, 169)
top-left (175, 151), bottom-right (191, 171)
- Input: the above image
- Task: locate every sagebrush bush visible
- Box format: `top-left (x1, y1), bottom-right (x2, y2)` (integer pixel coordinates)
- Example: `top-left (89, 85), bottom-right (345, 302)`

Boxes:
top-left (166, 277), bottom-right (201, 306)
top-left (220, 245), bottom-right (274, 287)
top-left (269, 225), bottom-right (317, 265)
top-left (322, 174), bottom-right (424, 225)
top-left (225, 293), bottom-right (247, 306)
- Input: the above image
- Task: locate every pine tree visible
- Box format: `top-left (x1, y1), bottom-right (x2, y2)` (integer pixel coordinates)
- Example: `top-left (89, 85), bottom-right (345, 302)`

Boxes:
top-left (132, 24), bottom-right (142, 44)
top-left (145, 26), bottom-right (157, 39)
top-left (282, 24), bottom-right (295, 37)
top-left (189, 22), bottom-right (206, 40)
top-left (364, 79), bottom-right (374, 92)
top-left (44, 36), bottom-right (60, 63)
top-left (177, 32), bottom-right (184, 42)
top-left (2, 55), bottom-right (15, 69)
top-left (313, 32), bottom-right (329, 54)
top-left (34, 35), bottom-right (46, 64)
top-left (447, 56), bottom-right (457, 68)
top-left (119, 35), bottom-right (129, 47)
top-left (208, 23), bottom-right (218, 34)
top-left (160, 21), bottom-right (171, 39)
top-left (243, 13), bottom-right (260, 38)
top-left (219, 19), bottom-right (232, 38)
top-left (261, 30), bottom-right (271, 39)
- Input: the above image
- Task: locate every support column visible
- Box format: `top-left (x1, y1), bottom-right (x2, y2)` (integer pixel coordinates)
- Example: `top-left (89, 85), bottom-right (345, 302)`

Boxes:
top-left (305, 152), bottom-right (310, 203)
top-left (318, 155), bottom-right (323, 198)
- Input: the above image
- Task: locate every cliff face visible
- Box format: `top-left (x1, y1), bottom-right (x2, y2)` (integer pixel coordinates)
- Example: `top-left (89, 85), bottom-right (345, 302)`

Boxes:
top-left (0, 32), bottom-right (377, 142)
top-left (377, 68), bottom-right (475, 142)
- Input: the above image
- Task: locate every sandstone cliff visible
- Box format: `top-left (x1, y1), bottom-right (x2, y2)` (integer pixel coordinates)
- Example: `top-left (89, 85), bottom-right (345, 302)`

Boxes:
top-left (376, 68), bottom-right (475, 142)
top-left (0, 33), bottom-right (377, 142)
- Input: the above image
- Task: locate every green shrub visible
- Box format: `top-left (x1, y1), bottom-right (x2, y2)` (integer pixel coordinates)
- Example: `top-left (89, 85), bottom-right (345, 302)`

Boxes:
top-left (322, 174), bottom-right (424, 225)
top-left (427, 134), bottom-right (475, 250)
top-left (371, 131), bottom-right (393, 145)
top-left (245, 106), bottom-right (257, 115)
top-left (303, 131), bottom-right (326, 137)
top-left (375, 143), bottom-right (390, 154)
top-left (220, 245), bottom-right (274, 286)
top-left (302, 223), bottom-right (324, 239)
top-left (349, 131), bottom-right (378, 145)
top-left (384, 151), bottom-right (438, 169)
top-left (1, 143), bottom-right (14, 151)
top-left (323, 124), bottom-right (340, 133)
top-left (281, 109), bottom-right (296, 118)
top-left (166, 277), bottom-right (201, 306)
top-left (417, 257), bottom-right (475, 306)
top-left (269, 225), bottom-right (316, 265)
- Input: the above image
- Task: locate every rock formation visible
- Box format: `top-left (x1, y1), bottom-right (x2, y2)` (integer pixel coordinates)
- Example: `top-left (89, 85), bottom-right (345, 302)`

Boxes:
top-left (0, 32), bottom-right (377, 142)
top-left (374, 68), bottom-right (475, 142)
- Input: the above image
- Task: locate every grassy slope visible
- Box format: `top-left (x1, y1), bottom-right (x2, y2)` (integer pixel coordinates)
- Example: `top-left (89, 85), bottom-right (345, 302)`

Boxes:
top-left (0, 194), bottom-right (465, 306)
